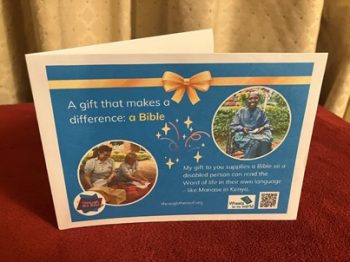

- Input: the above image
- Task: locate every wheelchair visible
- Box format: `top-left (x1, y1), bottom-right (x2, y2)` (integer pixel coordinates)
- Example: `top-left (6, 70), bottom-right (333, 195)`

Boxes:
top-left (225, 129), bottom-right (244, 158)
top-left (226, 128), bottom-right (273, 159)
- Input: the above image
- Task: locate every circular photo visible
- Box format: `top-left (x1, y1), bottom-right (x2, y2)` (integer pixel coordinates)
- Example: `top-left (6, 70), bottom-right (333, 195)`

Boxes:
top-left (78, 140), bottom-right (158, 205)
top-left (212, 86), bottom-right (291, 160)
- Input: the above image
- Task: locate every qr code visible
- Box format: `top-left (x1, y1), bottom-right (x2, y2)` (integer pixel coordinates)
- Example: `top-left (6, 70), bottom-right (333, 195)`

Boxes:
top-left (258, 192), bottom-right (279, 209)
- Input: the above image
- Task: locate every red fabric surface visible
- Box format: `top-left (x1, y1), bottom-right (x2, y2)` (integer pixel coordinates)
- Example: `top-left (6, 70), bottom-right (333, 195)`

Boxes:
top-left (0, 103), bottom-right (349, 261)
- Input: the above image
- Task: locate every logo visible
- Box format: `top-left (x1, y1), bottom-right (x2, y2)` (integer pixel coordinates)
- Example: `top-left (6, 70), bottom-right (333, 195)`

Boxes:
top-left (227, 195), bottom-right (256, 209)
top-left (74, 191), bottom-right (106, 216)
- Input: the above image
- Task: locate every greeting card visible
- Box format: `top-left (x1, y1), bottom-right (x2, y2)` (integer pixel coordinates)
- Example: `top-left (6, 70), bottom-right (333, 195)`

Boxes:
top-left (26, 30), bottom-right (327, 229)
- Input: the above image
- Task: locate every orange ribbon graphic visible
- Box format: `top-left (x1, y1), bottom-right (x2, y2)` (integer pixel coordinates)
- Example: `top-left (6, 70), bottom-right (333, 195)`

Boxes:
top-left (162, 71), bottom-right (212, 105)
top-left (48, 72), bottom-right (311, 107)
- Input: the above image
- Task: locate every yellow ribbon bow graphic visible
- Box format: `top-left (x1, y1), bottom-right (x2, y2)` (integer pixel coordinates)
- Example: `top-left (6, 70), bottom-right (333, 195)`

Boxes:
top-left (162, 71), bottom-right (212, 105)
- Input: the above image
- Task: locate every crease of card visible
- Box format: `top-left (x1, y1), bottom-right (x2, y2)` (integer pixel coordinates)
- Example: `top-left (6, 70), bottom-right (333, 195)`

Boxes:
top-left (26, 29), bottom-right (214, 55)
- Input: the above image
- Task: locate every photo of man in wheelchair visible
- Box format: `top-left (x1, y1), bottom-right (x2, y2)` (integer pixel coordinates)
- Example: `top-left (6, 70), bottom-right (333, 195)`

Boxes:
top-left (213, 87), bottom-right (290, 160)
top-left (228, 91), bottom-right (272, 159)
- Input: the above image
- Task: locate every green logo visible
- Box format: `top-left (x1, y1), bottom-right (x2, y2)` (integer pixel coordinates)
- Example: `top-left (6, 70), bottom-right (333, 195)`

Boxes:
top-left (240, 196), bottom-right (253, 204)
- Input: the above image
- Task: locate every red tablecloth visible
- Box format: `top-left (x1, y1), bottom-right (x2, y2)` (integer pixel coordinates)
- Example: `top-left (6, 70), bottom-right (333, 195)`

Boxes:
top-left (1, 103), bottom-right (349, 261)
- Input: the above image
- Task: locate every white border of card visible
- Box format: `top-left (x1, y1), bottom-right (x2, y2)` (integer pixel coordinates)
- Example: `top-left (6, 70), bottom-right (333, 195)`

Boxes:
top-left (26, 30), bottom-right (327, 229)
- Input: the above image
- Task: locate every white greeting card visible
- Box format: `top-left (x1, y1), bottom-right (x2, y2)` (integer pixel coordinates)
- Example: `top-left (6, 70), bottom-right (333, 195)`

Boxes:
top-left (26, 30), bottom-right (327, 229)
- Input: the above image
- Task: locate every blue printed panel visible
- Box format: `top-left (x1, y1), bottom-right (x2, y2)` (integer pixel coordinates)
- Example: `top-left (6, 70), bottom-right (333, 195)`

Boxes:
top-left (48, 63), bottom-right (312, 222)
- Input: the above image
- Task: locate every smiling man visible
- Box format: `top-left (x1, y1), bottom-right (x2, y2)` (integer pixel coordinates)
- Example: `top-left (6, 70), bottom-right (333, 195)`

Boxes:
top-left (230, 91), bottom-right (273, 159)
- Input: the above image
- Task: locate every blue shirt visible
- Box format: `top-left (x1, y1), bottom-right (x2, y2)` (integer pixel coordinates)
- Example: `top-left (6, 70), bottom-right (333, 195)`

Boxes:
top-left (84, 157), bottom-right (114, 184)
top-left (230, 107), bottom-right (270, 132)
top-left (117, 162), bottom-right (139, 182)
top-left (230, 107), bottom-right (272, 150)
